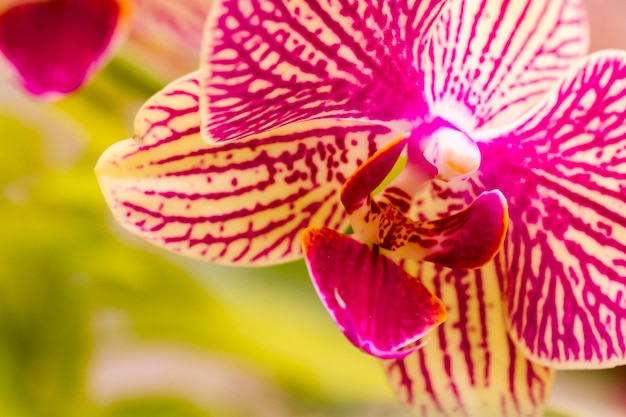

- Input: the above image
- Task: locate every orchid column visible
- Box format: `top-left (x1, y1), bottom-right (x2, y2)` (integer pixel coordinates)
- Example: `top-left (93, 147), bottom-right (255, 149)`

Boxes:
top-left (96, 0), bottom-right (626, 416)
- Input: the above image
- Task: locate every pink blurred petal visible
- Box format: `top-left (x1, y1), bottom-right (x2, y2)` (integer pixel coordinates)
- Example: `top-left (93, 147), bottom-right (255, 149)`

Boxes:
top-left (0, 0), bottom-right (133, 99)
top-left (124, 0), bottom-right (212, 80)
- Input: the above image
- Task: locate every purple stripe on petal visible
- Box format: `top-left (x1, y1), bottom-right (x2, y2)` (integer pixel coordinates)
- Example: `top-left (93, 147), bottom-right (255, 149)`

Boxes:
top-left (423, 0), bottom-right (587, 131)
top-left (303, 227), bottom-right (446, 359)
top-left (479, 51), bottom-right (626, 367)
top-left (0, 0), bottom-right (132, 98)
top-left (96, 72), bottom-right (396, 266)
top-left (384, 260), bottom-right (554, 417)
top-left (200, 0), bottom-right (448, 143)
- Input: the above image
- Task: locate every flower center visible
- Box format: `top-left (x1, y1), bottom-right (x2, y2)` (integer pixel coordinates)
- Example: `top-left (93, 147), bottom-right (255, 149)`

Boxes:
top-left (411, 122), bottom-right (481, 182)
top-left (338, 132), bottom-right (508, 270)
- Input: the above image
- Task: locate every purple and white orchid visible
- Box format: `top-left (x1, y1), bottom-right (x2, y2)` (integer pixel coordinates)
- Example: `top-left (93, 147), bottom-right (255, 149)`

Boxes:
top-left (95, 0), bottom-right (626, 416)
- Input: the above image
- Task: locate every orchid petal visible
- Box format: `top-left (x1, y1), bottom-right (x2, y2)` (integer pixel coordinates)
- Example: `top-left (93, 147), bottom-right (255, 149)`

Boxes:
top-left (479, 51), bottom-right (626, 367)
top-left (302, 227), bottom-right (446, 359)
top-left (95, 72), bottom-right (396, 266)
top-left (0, 0), bottom-right (133, 99)
top-left (365, 190), bottom-right (506, 270)
top-left (200, 0), bottom-right (448, 143)
top-left (346, 188), bottom-right (508, 271)
top-left (423, 0), bottom-right (588, 131)
top-left (384, 260), bottom-right (554, 417)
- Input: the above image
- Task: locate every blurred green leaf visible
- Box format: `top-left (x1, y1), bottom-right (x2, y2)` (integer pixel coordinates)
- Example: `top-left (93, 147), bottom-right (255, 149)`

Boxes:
top-left (97, 397), bottom-right (208, 417)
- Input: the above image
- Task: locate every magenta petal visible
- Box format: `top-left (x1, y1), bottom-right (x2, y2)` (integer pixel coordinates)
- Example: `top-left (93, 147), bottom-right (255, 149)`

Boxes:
top-left (302, 227), bottom-right (446, 359)
top-left (0, 0), bottom-right (130, 98)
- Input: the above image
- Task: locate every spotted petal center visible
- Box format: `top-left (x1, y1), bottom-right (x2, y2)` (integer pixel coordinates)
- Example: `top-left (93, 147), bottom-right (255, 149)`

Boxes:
top-left (341, 134), bottom-right (506, 270)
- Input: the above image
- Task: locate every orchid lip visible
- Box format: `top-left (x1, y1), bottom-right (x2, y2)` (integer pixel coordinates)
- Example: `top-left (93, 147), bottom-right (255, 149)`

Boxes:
top-left (302, 227), bottom-right (446, 361)
top-left (333, 286), bottom-right (433, 360)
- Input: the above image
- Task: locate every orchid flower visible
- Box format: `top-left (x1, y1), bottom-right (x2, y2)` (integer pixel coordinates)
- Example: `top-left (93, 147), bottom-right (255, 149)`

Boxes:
top-left (96, 0), bottom-right (626, 416)
top-left (0, 0), bottom-right (211, 99)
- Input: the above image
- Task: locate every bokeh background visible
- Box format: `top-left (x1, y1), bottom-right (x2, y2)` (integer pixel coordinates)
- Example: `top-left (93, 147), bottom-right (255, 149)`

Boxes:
top-left (1, 1), bottom-right (625, 416)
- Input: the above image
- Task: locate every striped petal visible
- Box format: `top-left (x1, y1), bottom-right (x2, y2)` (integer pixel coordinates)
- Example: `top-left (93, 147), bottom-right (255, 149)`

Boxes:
top-left (302, 227), bottom-right (446, 359)
top-left (478, 51), bottom-right (626, 367)
top-left (95, 72), bottom-right (396, 266)
top-left (423, 0), bottom-right (588, 131)
top-left (384, 260), bottom-right (554, 417)
top-left (200, 0), bottom-right (448, 143)
top-left (0, 0), bottom-right (133, 99)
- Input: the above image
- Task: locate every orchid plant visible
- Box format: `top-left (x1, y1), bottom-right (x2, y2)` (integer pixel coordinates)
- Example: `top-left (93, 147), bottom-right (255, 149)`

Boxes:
top-left (0, 0), bottom-right (211, 99)
top-left (95, 0), bottom-right (626, 416)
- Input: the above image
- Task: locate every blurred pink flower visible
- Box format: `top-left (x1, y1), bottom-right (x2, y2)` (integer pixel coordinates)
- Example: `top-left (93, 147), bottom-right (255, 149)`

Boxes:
top-left (0, 0), bottom-right (211, 100)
